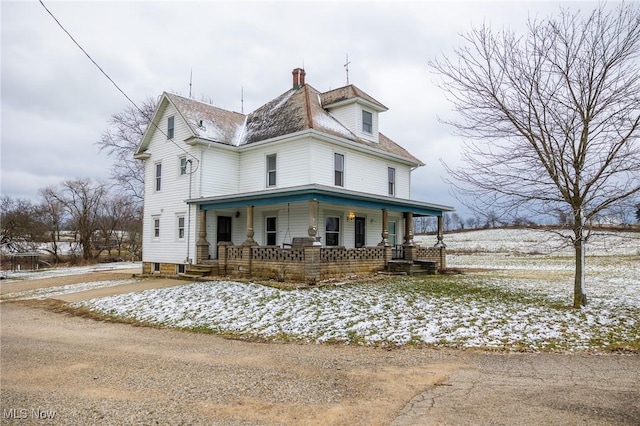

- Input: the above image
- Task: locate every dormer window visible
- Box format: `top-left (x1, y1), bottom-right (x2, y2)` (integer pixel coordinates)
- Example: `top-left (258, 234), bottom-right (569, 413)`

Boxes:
top-left (167, 116), bottom-right (175, 139)
top-left (362, 110), bottom-right (373, 134)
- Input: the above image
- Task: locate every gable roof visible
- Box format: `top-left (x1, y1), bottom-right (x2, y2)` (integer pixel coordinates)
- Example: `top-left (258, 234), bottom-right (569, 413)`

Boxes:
top-left (136, 78), bottom-right (423, 166)
top-left (320, 85), bottom-right (388, 111)
top-left (167, 93), bottom-right (245, 145)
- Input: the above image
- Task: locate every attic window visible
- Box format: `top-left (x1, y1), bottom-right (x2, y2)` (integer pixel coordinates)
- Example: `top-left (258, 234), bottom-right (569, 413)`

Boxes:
top-left (167, 116), bottom-right (175, 139)
top-left (362, 110), bottom-right (373, 134)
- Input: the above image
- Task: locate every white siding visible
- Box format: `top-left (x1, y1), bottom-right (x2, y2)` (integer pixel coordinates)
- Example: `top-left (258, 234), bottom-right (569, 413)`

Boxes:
top-left (327, 103), bottom-right (380, 143)
top-left (199, 147), bottom-right (239, 197)
top-left (238, 140), bottom-right (313, 192)
top-left (307, 140), bottom-right (412, 198)
top-left (141, 101), bottom-right (199, 264)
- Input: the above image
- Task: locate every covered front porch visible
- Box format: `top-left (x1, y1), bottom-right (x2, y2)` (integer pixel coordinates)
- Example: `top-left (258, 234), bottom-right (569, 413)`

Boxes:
top-left (187, 185), bottom-right (452, 283)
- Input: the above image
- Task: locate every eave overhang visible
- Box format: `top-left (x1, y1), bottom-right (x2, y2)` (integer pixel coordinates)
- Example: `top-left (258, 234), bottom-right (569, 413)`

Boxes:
top-left (187, 184), bottom-right (454, 217)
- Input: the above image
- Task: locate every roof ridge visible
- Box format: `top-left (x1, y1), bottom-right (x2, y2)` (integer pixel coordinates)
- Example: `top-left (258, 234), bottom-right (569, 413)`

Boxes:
top-left (303, 84), bottom-right (313, 129)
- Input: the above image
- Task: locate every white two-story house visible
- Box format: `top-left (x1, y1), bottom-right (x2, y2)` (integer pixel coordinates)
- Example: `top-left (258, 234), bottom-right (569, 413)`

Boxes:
top-left (135, 68), bottom-right (453, 282)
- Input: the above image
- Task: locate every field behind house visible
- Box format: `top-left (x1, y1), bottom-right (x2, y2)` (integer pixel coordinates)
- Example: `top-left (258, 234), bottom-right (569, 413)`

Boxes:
top-left (4, 229), bottom-right (639, 352)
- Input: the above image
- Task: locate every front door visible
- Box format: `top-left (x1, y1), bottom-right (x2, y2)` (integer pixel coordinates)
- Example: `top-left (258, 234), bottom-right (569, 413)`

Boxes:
top-left (217, 216), bottom-right (232, 243)
top-left (355, 216), bottom-right (366, 248)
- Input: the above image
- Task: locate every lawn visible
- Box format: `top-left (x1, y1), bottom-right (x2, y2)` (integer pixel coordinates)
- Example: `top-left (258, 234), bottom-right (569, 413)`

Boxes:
top-left (4, 230), bottom-right (639, 351)
top-left (71, 229), bottom-right (639, 351)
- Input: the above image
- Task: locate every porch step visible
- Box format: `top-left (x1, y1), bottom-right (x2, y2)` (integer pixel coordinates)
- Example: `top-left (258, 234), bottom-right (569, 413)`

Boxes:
top-left (184, 264), bottom-right (215, 278)
top-left (387, 260), bottom-right (437, 276)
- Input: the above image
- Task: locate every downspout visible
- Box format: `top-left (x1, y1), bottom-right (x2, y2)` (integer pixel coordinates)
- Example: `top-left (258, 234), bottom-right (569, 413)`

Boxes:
top-left (186, 159), bottom-right (193, 264)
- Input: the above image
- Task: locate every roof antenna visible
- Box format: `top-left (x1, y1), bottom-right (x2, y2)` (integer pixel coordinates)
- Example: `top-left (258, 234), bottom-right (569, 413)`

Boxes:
top-left (344, 53), bottom-right (351, 85)
top-left (241, 86), bottom-right (244, 114)
top-left (189, 68), bottom-right (193, 98)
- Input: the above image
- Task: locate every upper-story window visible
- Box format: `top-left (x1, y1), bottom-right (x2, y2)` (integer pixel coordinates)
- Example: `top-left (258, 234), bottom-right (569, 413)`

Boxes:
top-left (334, 153), bottom-right (344, 187)
top-left (362, 110), bottom-right (373, 134)
top-left (167, 116), bottom-right (175, 139)
top-left (179, 156), bottom-right (188, 175)
top-left (266, 154), bottom-right (277, 187)
top-left (388, 167), bottom-right (396, 196)
top-left (155, 162), bottom-right (162, 192)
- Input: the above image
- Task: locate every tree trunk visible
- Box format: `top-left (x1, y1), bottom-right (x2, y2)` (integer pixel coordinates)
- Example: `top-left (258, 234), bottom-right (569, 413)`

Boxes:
top-left (573, 217), bottom-right (588, 308)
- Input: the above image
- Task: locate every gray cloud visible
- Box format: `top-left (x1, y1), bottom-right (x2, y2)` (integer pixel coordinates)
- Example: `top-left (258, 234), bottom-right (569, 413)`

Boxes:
top-left (2, 1), bottom-right (583, 220)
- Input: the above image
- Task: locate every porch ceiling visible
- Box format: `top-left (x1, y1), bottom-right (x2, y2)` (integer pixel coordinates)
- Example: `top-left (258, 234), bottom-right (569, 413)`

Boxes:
top-left (187, 184), bottom-right (454, 216)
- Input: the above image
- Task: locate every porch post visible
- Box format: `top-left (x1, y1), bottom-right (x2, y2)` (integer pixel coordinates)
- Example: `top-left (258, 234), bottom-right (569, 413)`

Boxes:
top-left (307, 199), bottom-right (320, 245)
top-left (403, 212), bottom-right (415, 247)
top-left (378, 209), bottom-right (389, 246)
top-left (243, 205), bottom-right (257, 245)
top-left (403, 212), bottom-right (415, 261)
top-left (436, 216), bottom-right (445, 247)
top-left (196, 209), bottom-right (209, 262)
top-left (436, 215), bottom-right (446, 269)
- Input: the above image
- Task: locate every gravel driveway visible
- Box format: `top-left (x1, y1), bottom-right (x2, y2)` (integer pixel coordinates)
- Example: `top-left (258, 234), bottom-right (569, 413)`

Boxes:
top-left (1, 273), bottom-right (639, 425)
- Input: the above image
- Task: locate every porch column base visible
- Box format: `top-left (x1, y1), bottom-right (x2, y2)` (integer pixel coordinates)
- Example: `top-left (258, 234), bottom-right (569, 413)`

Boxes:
top-left (243, 205), bottom-right (257, 246)
top-left (196, 210), bottom-right (209, 262)
top-left (303, 246), bottom-right (321, 284)
top-left (378, 209), bottom-right (389, 246)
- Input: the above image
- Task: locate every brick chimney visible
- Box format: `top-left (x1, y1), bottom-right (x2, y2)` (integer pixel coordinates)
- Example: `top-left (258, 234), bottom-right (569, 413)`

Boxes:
top-left (292, 68), bottom-right (306, 89)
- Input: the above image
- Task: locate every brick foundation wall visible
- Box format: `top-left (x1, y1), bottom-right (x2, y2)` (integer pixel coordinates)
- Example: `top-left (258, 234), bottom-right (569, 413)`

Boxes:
top-left (142, 262), bottom-right (179, 275)
top-left (145, 244), bottom-right (445, 282)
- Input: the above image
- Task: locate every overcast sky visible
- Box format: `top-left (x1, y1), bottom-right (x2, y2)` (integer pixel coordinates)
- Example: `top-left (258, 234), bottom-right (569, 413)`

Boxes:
top-left (1, 0), bottom-right (600, 219)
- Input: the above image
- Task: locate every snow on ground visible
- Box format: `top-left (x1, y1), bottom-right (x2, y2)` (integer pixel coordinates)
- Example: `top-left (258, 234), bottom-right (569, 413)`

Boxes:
top-left (4, 232), bottom-right (638, 351)
top-left (1, 278), bottom-right (141, 301)
top-left (70, 230), bottom-right (639, 351)
top-left (415, 228), bottom-right (639, 256)
top-left (1, 262), bottom-right (141, 282)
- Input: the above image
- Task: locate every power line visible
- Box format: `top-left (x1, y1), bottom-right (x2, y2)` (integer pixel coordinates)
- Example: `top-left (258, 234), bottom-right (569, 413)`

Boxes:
top-left (38, 0), bottom-right (199, 167)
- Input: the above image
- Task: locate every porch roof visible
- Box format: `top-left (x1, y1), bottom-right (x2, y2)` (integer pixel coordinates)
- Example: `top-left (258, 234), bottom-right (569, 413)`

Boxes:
top-left (187, 184), bottom-right (454, 217)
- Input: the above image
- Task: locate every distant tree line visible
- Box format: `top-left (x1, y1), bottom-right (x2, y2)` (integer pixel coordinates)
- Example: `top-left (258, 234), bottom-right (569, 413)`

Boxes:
top-left (1, 97), bottom-right (156, 267)
top-left (1, 179), bottom-right (142, 265)
top-left (415, 205), bottom-right (640, 234)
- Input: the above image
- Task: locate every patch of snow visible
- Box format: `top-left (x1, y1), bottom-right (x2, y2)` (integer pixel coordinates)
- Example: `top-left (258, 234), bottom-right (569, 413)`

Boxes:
top-left (1, 262), bottom-right (141, 282)
top-left (2, 278), bottom-right (140, 300)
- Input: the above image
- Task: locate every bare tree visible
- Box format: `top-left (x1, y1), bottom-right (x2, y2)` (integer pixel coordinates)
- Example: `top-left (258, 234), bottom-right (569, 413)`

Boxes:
top-left (1, 195), bottom-right (45, 252)
top-left (48, 179), bottom-right (108, 261)
top-left (96, 97), bottom-right (156, 201)
top-left (430, 4), bottom-right (640, 307)
top-left (95, 194), bottom-right (140, 258)
top-left (451, 213), bottom-right (464, 230)
top-left (38, 187), bottom-right (67, 263)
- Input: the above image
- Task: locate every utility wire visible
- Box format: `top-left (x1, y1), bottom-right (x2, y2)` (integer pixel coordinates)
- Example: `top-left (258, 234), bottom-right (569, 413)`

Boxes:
top-left (38, 0), bottom-right (200, 168)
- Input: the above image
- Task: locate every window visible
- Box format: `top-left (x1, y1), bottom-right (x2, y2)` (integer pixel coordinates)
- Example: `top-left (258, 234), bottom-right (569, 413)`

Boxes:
top-left (155, 162), bottom-right (162, 191)
top-left (325, 216), bottom-right (340, 246)
top-left (177, 264), bottom-right (186, 274)
top-left (179, 156), bottom-right (188, 175)
top-left (388, 167), bottom-right (396, 196)
top-left (266, 216), bottom-right (277, 246)
top-left (153, 217), bottom-right (160, 238)
top-left (167, 116), bottom-right (175, 139)
top-left (266, 154), bottom-right (277, 187)
top-left (153, 263), bottom-right (161, 273)
top-left (177, 216), bottom-right (185, 240)
top-left (362, 110), bottom-right (373, 133)
top-left (334, 153), bottom-right (344, 187)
